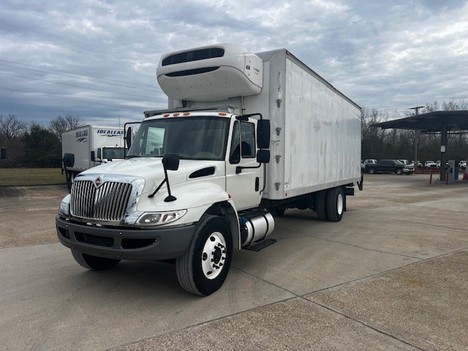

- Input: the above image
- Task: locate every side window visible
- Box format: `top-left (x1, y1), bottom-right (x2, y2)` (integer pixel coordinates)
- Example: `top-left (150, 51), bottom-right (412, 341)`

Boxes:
top-left (229, 121), bottom-right (241, 164)
top-left (241, 122), bottom-right (256, 158)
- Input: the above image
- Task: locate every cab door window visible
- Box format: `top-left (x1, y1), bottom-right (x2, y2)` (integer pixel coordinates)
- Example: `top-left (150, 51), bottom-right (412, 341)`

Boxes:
top-left (241, 122), bottom-right (256, 158)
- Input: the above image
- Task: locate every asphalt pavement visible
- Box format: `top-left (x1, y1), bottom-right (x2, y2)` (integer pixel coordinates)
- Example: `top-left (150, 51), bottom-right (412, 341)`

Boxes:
top-left (0, 175), bottom-right (467, 351)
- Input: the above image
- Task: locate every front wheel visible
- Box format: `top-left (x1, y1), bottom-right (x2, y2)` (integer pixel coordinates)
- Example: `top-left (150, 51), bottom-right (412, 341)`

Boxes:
top-left (396, 168), bottom-right (403, 175)
top-left (71, 250), bottom-right (120, 270)
top-left (176, 216), bottom-right (233, 296)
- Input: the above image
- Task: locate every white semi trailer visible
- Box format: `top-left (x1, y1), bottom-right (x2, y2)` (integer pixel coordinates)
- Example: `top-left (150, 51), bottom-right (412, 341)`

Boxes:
top-left (56, 44), bottom-right (362, 296)
top-left (61, 125), bottom-right (125, 190)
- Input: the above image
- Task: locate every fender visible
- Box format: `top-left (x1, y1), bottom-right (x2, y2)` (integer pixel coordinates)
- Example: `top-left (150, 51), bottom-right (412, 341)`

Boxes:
top-left (137, 181), bottom-right (232, 225)
top-left (201, 199), bottom-right (241, 250)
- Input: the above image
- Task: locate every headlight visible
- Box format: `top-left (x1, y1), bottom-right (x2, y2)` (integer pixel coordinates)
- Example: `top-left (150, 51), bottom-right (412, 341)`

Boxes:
top-left (137, 210), bottom-right (187, 226)
top-left (58, 195), bottom-right (71, 217)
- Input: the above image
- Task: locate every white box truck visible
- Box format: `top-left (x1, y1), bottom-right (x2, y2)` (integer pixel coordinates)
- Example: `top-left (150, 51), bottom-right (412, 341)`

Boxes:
top-left (56, 44), bottom-right (362, 296)
top-left (61, 125), bottom-right (125, 190)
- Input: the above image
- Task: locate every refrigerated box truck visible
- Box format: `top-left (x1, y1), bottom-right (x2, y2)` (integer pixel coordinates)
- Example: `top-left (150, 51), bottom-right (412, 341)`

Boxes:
top-left (61, 125), bottom-right (125, 189)
top-left (56, 44), bottom-right (362, 296)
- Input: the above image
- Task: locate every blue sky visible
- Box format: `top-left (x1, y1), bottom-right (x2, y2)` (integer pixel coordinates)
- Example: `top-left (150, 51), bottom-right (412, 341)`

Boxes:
top-left (1, 0), bottom-right (467, 127)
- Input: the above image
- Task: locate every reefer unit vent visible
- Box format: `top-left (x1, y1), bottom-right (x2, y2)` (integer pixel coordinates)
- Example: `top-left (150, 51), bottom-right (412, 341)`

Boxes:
top-left (157, 44), bottom-right (263, 101)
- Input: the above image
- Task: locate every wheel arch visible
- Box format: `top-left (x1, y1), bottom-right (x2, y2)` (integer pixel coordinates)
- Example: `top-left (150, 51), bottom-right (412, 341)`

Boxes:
top-left (202, 200), bottom-right (241, 249)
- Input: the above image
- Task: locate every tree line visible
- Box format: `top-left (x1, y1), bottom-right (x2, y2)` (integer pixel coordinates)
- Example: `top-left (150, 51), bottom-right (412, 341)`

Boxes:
top-left (1, 99), bottom-right (467, 168)
top-left (0, 114), bottom-right (82, 168)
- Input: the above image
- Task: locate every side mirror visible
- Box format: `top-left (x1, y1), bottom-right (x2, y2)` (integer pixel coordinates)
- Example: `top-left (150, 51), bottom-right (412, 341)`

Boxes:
top-left (162, 153), bottom-right (180, 171)
top-left (257, 120), bottom-right (270, 149)
top-left (1, 147), bottom-right (6, 159)
top-left (257, 149), bottom-right (270, 164)
top-left (126, 127), bottom-right (132, 148)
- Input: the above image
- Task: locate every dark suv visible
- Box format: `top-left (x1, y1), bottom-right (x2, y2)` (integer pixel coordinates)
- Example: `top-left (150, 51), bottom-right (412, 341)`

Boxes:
top-left (365, 159), bottom-right (413, 175)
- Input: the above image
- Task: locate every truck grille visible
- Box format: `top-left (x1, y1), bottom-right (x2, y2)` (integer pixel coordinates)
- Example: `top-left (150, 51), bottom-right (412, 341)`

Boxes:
top-left (70, 180), bottom-right (133, 221)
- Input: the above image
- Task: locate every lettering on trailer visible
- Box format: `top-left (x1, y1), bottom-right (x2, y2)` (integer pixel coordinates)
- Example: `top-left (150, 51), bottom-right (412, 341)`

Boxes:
top-left (75, 129), bottom-right (89, 142)
top-left (97, 129), bottom-right (124, 137)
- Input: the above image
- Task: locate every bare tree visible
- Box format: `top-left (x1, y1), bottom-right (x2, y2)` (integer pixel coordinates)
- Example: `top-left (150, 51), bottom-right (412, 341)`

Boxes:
top-left (426, 98), bottom-right (467, 112)
top-left (0, 114), bottom-right (27, 139)
top-left (48, 115), bottom-right (83, 141)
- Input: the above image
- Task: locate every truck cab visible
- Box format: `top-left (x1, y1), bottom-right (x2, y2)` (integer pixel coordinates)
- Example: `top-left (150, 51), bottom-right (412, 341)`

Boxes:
top-left (57, 110), bottom-right (272, 296)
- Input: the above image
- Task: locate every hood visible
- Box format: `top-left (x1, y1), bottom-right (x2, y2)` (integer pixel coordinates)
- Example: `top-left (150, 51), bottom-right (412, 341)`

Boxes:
top-left (80, 157), bottom-right (224, 197)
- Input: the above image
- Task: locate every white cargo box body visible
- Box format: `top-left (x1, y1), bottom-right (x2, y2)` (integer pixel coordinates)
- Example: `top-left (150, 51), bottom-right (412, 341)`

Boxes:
top-left (61, 125), bottom-right (124, 172)
top-left (251, 49), bottom-right (362, 200)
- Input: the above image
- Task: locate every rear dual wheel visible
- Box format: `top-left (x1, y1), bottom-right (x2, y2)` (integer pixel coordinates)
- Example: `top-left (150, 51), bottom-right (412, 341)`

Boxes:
top-left (315, 187), bottom-right (345, 222)
top-left (326, 187), bottom-right (344, 222)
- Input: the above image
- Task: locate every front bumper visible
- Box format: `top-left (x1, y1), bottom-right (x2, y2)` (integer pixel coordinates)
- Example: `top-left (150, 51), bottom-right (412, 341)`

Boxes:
top-left (56, 216), bottom-right (196, 260)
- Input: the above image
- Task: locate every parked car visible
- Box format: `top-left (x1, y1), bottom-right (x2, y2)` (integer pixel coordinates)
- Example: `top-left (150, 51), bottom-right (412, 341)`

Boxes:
top-left (412, 160), bottom-right (422, 168)
top-left (364, 159), bottom-right (378, 166)
top-left (365, 159), bottom-right (413, 175)
top-left (459, 160), bottom-right (466, 170)
top-left (425, 160), bottom-right (438, 169)
top-left (398, 159), bottom-right (414, 171)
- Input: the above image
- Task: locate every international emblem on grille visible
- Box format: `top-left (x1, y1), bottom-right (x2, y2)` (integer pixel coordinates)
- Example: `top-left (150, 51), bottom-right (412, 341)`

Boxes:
top-left (94, 177), bottom-right (102, 188)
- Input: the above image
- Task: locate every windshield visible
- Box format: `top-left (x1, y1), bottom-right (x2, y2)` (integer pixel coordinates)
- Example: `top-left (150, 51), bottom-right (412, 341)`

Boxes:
top-left (127, 117), bottom-right (230, 161)
top-left (102, 147), bottom-right (125, 160)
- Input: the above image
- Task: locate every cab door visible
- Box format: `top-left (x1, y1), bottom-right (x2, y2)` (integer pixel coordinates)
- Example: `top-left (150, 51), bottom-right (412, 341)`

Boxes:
top-left (225, 119), bottom-right (263, 210)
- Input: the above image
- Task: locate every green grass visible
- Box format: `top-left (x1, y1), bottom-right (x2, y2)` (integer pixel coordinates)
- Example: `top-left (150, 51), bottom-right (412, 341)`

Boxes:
top-left (0, 168), bottom-right (67, 186)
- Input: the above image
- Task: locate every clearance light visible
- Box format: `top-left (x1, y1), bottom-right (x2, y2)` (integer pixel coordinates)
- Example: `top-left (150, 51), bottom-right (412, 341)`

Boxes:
top-left (183, 112), bottom-right (190, 116)
top-left (218, 112), bottom-right (227, 117)
top-left (163, 113), bottom-right (170, 118)
top-left (173, 113), bottom-right (180, 117)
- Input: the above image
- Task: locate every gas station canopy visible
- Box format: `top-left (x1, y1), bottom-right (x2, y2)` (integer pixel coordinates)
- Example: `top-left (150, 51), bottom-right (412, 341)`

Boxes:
top-left (372, 110), bottom-right (468, 182)
top-left (372, 110), bottom-right (468, 133)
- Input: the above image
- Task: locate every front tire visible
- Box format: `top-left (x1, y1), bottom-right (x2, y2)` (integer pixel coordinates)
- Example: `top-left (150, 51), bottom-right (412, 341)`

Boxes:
top-left (71, 250), bottom-right (120, 270)
top-left (396, 168), bottom-right (403, 175)
top-left (176, 216), bottom-right (233, 296)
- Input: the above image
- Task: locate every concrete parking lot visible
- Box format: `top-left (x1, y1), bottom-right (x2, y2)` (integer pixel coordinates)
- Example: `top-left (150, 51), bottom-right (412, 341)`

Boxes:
top-left (0, 175), bottom-right (467, 351)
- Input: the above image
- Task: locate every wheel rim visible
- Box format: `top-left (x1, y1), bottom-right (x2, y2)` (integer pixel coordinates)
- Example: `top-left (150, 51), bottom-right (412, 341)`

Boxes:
top-left (337, 193), bottom-right (344, 215)
top-left (201, 231), bottom-right (227, 280)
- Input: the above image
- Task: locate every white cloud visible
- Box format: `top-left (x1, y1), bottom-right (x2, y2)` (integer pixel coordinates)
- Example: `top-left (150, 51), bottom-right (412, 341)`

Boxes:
top-left (0, 0), bottom-right (467, 124)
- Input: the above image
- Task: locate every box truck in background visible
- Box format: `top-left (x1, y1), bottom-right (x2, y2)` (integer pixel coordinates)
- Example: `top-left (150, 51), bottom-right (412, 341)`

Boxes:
top-left (56, 43), bottom-right (362, 296)
top-left (61, 125), bottom-right (125, 190)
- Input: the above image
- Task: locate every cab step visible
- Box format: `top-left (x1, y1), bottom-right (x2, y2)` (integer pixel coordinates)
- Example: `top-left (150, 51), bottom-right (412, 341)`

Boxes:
top-left (244, 238), bottom-right (277, 252)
